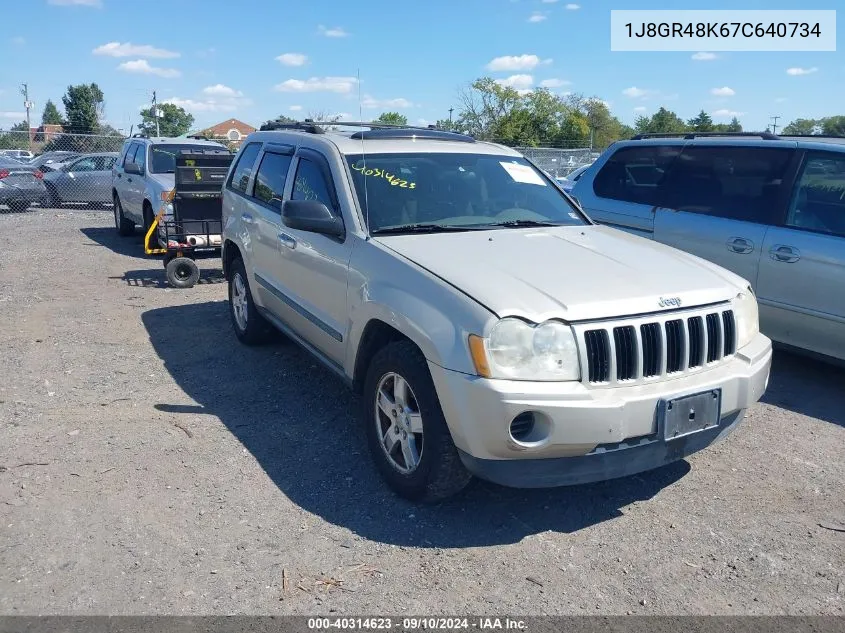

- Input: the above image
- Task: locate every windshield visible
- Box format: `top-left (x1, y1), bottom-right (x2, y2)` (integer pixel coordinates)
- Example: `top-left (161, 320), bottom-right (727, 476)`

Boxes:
top-left (150, 144), bottom-right (227, 174)
top-left (345, 153), bottom-right (587, 234)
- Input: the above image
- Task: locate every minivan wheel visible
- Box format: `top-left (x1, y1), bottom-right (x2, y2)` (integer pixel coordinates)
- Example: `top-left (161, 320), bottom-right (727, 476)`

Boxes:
top-left (113, 195), bottom-right (134, 236)
top-left (228, 258), bottom-right (272, 345)
top-left (363, 341), bottom-right (472, 502)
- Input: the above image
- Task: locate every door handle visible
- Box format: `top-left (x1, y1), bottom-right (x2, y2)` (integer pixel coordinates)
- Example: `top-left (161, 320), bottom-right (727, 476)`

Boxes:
top-left (769, 244), bottom-right (800, 263)
top-left (726, 237), bottom-right (754, 254)
top-left (278, 232), bottom-right (297, 249)
top-left (241, 213), bottom-right (256, 224)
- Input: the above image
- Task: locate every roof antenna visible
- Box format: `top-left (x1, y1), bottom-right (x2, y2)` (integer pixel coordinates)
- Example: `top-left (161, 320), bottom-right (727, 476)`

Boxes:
top-left (357, 67), bottom-right (371, 239)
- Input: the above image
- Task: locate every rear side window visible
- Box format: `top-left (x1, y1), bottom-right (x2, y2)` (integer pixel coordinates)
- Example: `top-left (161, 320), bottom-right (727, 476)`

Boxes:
top-left (228, 142), bottom-right (262, 194)
top-left (661, 146), bottom-right (793, 224)
top-left (787, 152), bottom-right (845, 237)
top-left (593, 145), bottom-right (681, 206)
top-left (292, 157), bottom-right (334, 209)
top-left (252, 152), bottom-right (293, 211)
top-left (122, 143), bottom-right (139, 167)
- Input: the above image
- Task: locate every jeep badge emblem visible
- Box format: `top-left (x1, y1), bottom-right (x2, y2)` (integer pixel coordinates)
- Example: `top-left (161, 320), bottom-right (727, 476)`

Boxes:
top-left (658, 297), bottom-right (682, 308)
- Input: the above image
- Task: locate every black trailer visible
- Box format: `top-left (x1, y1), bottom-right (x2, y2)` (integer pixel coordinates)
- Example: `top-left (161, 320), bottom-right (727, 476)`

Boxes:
top-left (144, 148), bottom-right (234, 288)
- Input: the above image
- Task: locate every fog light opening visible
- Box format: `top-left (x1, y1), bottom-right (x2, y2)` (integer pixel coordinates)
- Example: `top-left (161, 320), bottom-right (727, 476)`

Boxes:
top-left (509, 411), bottom-right (551, 446)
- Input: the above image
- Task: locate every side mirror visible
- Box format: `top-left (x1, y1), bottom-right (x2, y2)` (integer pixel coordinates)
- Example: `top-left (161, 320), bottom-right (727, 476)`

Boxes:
top-left (125, 161), bottom-right (144, 176)
top-left (282, 199), bottom-right (345, 238)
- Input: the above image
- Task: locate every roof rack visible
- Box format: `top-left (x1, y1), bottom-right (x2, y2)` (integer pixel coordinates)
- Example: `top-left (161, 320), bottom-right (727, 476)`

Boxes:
top-left (258, 119), bottom-right (475, 142)
top-left (631, 131), bottom-right (779, 141)
top-left (776, 133), bottom-right (845, 139)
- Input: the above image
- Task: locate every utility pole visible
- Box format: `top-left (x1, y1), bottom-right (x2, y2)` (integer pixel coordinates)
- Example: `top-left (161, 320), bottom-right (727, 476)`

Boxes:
top-left (20, 83), bottom-right (33, 152)
top-left (770, 115), bottom-right (781, 135)
top-left (448, 107), bottom-right (453, 123)
top-left (151, 90), bottom-right (160, 137)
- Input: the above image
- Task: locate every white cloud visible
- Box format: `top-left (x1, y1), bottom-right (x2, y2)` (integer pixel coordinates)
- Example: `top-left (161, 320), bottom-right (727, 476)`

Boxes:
top-left (711, 86), bottom-right (735, 97)
top-left (786, 67), bottom-right (818, 76)
top-left (692, 52), bottom-right (717, 61)
top-left (274, 76), bottom-right (358, 94)
top-left (11, 36), bottom-right (25, 45)
top-left (713, 109), bottom-right (744, 118)
top-left (565, 3), bottom-right (580, 9)
top-left (775, 97), bottom-right (788, 103)
top-left (417, 118), bottom-right (430, 125)
top-left (160, 94), bottom-right (252, 114)
top-left (485, 54), bottom-right (550, 71)
top-left (495, 74), bottom-right (534, 90)
top-left (93, 41), bottom-right (179, 58)
top-left (202, 84), bottom-right (242, 97)
top-left (633, 106), bottom-right (647, 112)
top-left (528, 13), bottom-right (547, 22)
top-left (360, 95), bottom-right (413, 109)
top-left (542, 0), bottom-right (558, 3)
top-left (289, 105), bottom-right (303, 111)
top-left (117, 59), bottom-right (180, 78)
top-left (539, 78), bottom-right (570, 88)
top-left (0, 111), bottom-right (26, 119)
top-left (622, 86), bottom-right (650, 99)
top-left (318, 25), bottom-right (348, 37)
top-left (48, 0), bottom-right (101, 6)
top-left (276, 53), bottom-right (308, 66)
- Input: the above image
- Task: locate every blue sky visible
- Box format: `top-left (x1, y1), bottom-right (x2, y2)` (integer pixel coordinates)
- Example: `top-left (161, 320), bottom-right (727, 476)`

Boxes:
top-left (1, 0), bottom-right (842, 135)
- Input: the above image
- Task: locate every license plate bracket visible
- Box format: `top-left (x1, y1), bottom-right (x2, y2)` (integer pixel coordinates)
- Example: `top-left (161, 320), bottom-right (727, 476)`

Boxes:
top-left (659, 389), bottom-right (722, 441)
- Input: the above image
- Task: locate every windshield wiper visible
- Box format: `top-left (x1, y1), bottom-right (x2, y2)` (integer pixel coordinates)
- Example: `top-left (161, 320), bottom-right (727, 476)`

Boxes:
top-left (370, 223), bottom-right (489, 235)
top-left (481, 219), bottom-right (564, 228)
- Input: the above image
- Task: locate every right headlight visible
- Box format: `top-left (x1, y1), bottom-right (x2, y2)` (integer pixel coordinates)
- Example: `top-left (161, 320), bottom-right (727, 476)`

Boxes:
top-left (734, 287), bottom-right (759, 350)
top-left (468, 317), bottom-right (581, 381)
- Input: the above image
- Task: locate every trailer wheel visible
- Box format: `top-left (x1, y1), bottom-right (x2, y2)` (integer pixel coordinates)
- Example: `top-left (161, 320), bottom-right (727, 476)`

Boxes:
top-left (165, 257), bottom-right (200, 289)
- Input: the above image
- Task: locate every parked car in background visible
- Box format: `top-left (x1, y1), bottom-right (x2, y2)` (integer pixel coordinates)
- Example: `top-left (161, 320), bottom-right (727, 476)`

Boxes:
top-left (30, 151), bottom-right (80, 172)
top-left (556, 162), bottom-right (594, 193)
top-left (572, 132), bottom-right (845, 364)
top-left (220, 122), bottom-right (771, 502)
top-left (0, 149), bottom-right (35, 161)
top-left (0, 156), bottom-right (47, 212)
top-left (43, 152), bottom-right (119, 207)
top-left (112, 136), bottom-right (228, 236)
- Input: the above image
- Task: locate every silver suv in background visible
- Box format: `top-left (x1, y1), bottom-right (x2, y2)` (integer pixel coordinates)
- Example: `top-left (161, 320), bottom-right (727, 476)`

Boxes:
top-left (221, 122), bottom-right (771, 502)
top-left (111, 136), bottom-right (228, 236)
top-left (572, 133), bottom-right (845, 364)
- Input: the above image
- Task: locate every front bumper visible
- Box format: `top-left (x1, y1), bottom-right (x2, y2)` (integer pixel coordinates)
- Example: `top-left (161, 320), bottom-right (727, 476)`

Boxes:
top-left (428, 333), bottom-right (772, 488)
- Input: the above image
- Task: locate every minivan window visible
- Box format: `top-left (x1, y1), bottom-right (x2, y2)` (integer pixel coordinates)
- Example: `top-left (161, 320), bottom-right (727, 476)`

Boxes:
top-left (593, 145), bottom-right (681, 206)
top-left (228, 142), bottom-right (262, 193)
top-left (661, 146), bottom-right (793, 224)
top-left (122, 143), bottom-right (139, 167)
top-left (292, 157), bottom-right (334, 209)
top-left (345, 153), bottom-right (588, 232)
top-left (787, 152), bottom-right (845, 237)
top-left (252, 152), bottom-right (293, 211)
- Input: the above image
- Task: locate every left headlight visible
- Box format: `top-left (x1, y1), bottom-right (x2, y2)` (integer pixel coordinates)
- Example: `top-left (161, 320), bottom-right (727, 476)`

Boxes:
top-left (734, 287), bottom-right (759, 350)
top-left (468, 317), bottom-right (581, 381)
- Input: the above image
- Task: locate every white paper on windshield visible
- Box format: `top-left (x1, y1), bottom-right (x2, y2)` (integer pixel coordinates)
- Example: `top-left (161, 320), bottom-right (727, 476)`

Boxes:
top-left (499, 161), bottom-right (547, 186)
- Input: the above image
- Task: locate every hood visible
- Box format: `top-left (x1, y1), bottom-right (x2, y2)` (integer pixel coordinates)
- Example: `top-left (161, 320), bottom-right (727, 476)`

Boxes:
top-left (375, 225), bottom-right (748, 323)
top-left (148, 172), bottom-right (175, 191)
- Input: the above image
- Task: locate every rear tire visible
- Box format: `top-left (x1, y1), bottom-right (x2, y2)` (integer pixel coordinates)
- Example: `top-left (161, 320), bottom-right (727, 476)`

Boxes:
top-left (228, 257), bottom-right (272, 345)
top-left (45, 183), bottom-right (62, 208)
top-left (165, 257), bottom-right (200, 289)
top-left (363, 341), bottom-right (472, 502)
top-left (113, 195), bottom-right (134, 236)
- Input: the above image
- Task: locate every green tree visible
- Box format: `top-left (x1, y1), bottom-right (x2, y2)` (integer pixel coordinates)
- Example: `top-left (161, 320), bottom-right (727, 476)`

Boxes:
top-left (435, 118), bottom-right (457, 131)
top-left (634, 107), bottom-right (688, 135)
top-left (687, 109), bottom-right (714, 132)
top-left (781, 118), bottom-right (818, 135)
top-left (456, 77), bottom-right (523, 140)
top-left (374, 112), bottom-right (408, 126)
top-left (61, 83), bottom-right (104, 134)
top-left (820, 116), bottom-right (845, 136)
top-left (0, 121), bottom-right (31, 150)
top-left (138, 103), bottom-right (194, 137)
top-left (41, 100), bottom-right (63, 126)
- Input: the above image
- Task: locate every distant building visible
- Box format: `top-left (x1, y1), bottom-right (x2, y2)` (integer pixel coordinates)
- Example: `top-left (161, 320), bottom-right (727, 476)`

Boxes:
top-left (195, 118), bottom-right (256, 148)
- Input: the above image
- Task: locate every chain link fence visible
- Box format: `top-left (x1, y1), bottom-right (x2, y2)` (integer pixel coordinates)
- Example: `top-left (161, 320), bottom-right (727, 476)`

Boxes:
top-left (0, 130), bottom-right (127, 212)
top-left (515, 146), bottom-right (603, 179)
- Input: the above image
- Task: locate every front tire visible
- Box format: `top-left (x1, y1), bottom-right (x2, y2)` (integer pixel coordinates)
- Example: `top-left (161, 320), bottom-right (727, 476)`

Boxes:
top-left (45, 183), bottom-right (62, 208)
top-left (363, 341), bottom-right (472, 502)
top-left (227, 257), bottom-right (272, 345)
top-left (113, 195), bottom-right (134, 236)
top-left (165, 256), bottom-right (200, 288)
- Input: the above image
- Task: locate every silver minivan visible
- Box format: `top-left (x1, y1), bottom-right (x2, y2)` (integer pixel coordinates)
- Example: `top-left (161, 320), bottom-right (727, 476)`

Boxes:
top-left (572, 134), bottom-right (845, 364)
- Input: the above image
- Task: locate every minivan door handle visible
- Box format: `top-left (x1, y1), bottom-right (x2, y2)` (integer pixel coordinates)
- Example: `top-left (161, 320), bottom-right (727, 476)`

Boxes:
top-left (770, 244), bottom-right (801, 263)
top-left (726, 237), bottom-right (754, 254)
top-left (278, 232), bottom-right (297, 249)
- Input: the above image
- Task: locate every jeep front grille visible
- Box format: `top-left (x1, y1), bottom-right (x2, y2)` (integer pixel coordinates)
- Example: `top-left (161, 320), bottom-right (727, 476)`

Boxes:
top-left (578, 307), bottom-right (736, 385)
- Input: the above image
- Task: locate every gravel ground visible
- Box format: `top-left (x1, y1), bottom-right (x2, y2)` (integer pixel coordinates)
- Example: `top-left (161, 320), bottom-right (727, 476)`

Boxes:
top-left (0, 208), bottom-right (843, 616)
